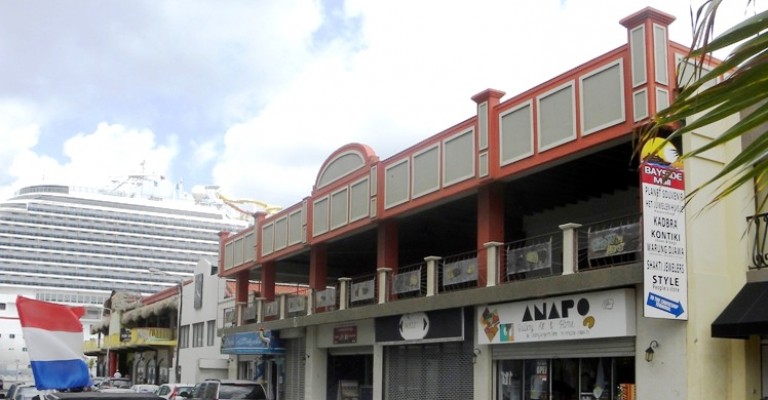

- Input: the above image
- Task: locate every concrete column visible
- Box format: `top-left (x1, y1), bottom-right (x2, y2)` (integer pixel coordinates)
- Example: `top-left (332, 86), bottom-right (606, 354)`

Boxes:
top-left (303, 325), bottom-right (328, 400)
top-left (424, 256), bottom-right (442, 296)
top-left (278, 294), bottom-right (287, 320)
top-left (373, 343), bottom-right (384, 400)
top-left (338, 278), bottom-right (351, 310)
top-left (484, 242), bottom-right (504, 286)
top-left (256, 297), bottom-right (265, 323)
top-left (377, 268), bottom-right (391, 304)
top-left (306, 288), bottom-right (315, 316)
top-left (559, 223), bottom-right (582, 275)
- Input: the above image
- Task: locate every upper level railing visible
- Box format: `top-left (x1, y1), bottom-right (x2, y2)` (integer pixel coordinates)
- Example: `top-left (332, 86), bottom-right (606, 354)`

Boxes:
top-left (748, 213), bottom-right (768, 269)
top-left (238, 214), bottom-right (642, 324)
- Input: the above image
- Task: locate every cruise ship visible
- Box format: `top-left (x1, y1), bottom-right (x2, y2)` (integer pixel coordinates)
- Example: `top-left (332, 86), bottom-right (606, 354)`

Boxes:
top-left (0, 179), bottom-right (249, 380)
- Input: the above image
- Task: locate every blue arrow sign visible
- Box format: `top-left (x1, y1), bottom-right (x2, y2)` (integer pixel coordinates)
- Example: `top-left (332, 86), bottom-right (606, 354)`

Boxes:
top-left (646, 292), bottom-right (684, 317)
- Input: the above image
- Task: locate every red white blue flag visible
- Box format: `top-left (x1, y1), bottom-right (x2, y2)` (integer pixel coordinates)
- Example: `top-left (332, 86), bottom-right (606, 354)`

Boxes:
top-left (17, 296), bottom-right (91, 390)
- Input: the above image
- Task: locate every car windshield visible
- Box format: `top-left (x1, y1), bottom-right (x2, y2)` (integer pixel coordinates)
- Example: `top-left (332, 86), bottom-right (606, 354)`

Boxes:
top-left (219, 384), bottom-right (266, 400)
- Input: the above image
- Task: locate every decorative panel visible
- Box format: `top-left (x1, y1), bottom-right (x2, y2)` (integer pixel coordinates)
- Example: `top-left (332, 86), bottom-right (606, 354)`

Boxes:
top-left (244, 232), bottom-right (255, 262)
top-left (412, 145), bottom-right (440, 198)
top-left (500, 102), bottom-right (533, 165)
top-left (350, 178), bottom-right (369, 222)
top-left (633, 89), bottom-right (648, 122)
top-left (288, 210), bottom-right (303, 245)
top-left (478, 102), bottom-right (488, 150)
top-left (370, 166), bottom-right (377, 196)
top-left (385, 159), bottom-right (410, 209)
top-left (443, 129), bottom-right (475, 187)
top-left (224, 242), bottom-right (234, 269)
top-left (234, 237), bottom-right (244, 265)
top-left (630, 25), bottom-right (647, 87)
top-left (537, 83), bottom-right (576, 151)
top-left (313, 197), bottom-right (329, 236)
top-left (656, 88), bottom-right (669, 112)
top-left (330, 188), bottom-right (349, 230)
top-left (261, 223), bottom-right (274, 256)
top-left (580, 61), bottom-right (625, 135)
top-left (653, 24), bottom-right (668, 85)
top-left (274, 217), bottom-right (288, 251)
top-left (317, 152), bottom-right (364, 188)
top-left (479, 151), bottom-right (488, 178)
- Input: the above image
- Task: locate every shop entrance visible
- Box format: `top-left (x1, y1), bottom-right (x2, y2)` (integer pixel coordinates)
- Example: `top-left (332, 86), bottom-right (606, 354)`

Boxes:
top-left (327, 354), bottom-right (373, 400)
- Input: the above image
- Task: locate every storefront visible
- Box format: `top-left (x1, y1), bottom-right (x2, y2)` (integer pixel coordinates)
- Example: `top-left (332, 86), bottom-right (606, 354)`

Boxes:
top-left (478, 289), bottom-right (637, 400)
top-left (221, 329), bottom-right (290, 399)
top-left (376, 308), bottom-right (474, 399)
top-left (318, 320), bottom-right (375, 400)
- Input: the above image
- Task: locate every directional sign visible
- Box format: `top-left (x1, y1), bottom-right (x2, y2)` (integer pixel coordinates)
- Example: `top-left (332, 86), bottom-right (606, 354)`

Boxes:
top-left (646, 292), bottom-right (684, 317)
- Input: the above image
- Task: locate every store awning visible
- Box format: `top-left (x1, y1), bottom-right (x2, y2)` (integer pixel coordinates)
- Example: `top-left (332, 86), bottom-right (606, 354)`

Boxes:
top-left (712, 281), bottom-right (768, 339)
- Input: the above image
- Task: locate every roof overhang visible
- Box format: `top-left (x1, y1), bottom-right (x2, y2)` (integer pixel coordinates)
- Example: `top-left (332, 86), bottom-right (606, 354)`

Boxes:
top-left (712, 281), bottom-right (768, 339)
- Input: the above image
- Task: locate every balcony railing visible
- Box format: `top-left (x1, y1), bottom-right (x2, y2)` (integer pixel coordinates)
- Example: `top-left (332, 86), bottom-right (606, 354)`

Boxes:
top-left (748, 213), bottom-right (768, 269)
top-left (233, 215), bottom-right (643, 326)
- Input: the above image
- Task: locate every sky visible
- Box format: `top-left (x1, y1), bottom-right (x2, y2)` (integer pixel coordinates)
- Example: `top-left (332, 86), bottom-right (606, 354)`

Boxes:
top-left (0, 0), bottom-right (761, 209)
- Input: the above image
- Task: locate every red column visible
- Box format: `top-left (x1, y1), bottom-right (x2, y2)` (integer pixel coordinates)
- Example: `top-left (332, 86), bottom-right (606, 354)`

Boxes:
top-left (218, 231), bottom-right (229, 275)
top-left (477, 184), bottom-right (505, 286)
top-left (236, 270), bottom-right (250, 304)
top-left (309, 244), bottom-right (328, 290)
top-left (261, 261), bottom-right (276, 301)
top-left (377, 219), bottom-right (398, 272)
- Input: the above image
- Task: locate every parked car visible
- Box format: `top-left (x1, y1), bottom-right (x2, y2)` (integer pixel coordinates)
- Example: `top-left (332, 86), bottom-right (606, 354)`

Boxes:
top-left (186, 380), bottom-right (268, 400)
top-left (131, 385), bottom-right (159, 394)
top-left (5, 383), bottom-right (28, 400)
top-left (13, 385), bottom-right (40, 400)
top-left (97, 378), bottom-right (132, 390)
top-left (156, 383), bottom-right (195, 400)
top-left (45, 392), bottom-right (164, 400)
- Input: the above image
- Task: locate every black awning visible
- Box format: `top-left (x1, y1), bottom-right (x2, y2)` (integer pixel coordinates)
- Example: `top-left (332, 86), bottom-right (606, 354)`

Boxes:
top-left (712, 281), bottom-right (768, 339)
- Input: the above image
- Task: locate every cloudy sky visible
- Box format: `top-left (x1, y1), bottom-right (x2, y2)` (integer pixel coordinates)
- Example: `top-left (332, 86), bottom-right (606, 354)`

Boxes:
top-left (0, 0), bottom-right (759, 209)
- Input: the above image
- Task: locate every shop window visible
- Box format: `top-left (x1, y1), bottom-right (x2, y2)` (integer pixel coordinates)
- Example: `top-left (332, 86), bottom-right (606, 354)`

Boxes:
top-left (497, 357), bottom-right (634, 400)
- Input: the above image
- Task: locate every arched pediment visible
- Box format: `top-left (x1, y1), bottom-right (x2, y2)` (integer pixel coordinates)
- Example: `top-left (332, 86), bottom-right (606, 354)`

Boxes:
top-left (315, 143), bottom-right (378, 189)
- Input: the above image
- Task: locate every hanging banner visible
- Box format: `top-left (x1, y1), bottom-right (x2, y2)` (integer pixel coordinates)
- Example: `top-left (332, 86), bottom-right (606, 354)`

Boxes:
top-left (641, 138), bottom-right (688, 320)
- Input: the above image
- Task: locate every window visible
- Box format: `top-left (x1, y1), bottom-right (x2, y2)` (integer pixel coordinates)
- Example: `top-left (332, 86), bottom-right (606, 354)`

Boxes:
top-left (192, 322), bottom-right (204, 348)
top-left (9, 334), bottom-right (15, 339)
top-left (0, 303), bottom-right (6, 310)
top-left (497, 357), bottom-right (634, 400)
top-left (179, 325), bottom-right (190, 349)
top-left (207, 320), bottom-right (216, 347)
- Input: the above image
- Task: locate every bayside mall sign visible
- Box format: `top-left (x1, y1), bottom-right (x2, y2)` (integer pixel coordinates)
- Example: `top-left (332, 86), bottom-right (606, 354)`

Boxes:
top-left (640, 138), bottom-right (688, 320)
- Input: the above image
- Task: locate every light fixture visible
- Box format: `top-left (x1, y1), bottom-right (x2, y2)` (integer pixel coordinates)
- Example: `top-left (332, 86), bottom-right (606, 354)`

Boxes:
top-left (645, 340), bottom-right (659, 362)
top-left (472, 348), bottom-right (482, 364)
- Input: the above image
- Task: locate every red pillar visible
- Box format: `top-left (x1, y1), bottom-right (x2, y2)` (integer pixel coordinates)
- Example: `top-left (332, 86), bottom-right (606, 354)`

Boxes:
top-left (261, 261), bottom-right (276, 301)
top-left (377, 219), bottom-right (399, 272)
top-left (236, 270), bottom-right (250, 304)
top-left (477, 184), bottom-right (505, 286)
top-left (217, 231), bottom-right (229, 275)
top-left (309, 244), bottom-right (328, 290)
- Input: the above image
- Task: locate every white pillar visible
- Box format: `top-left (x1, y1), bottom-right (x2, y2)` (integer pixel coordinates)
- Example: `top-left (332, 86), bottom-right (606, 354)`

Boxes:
top-left (279, 294), bottom-right (288, 320)
top-left (338, 278), bottom-right (351, 310)
top-left (559, 223), bottom-right (582, 275)
top-left (256, 297), bottom-right (265, 323)
top-left (377, 268), bottom-right (392, 304)
top-left (303, 326), bottom-right (327, 400)
top-left (484, 242), bottom-right (504, 287)
top-left (424, 256), bottom-right (441, 296)
top-left (373, 343), bottom-right (384, 400)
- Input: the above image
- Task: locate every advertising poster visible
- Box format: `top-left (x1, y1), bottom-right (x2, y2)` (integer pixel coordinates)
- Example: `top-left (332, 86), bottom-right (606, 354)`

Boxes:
top-left (640, 138), bottom-right (688, 320)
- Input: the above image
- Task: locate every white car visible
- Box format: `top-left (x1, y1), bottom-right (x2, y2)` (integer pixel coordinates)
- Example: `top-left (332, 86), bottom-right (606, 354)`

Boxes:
top-left (131, 384), bottom-right (159, 394)
top-left (156, 383), bottom-right (196, 400)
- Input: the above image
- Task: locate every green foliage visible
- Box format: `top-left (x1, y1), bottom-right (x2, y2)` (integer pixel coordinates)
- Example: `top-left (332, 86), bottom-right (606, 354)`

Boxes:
top-left (639, 0), bottom-right (768, 207)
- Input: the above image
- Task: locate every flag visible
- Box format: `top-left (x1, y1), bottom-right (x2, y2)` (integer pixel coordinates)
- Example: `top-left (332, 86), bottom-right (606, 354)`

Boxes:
top-left (17, 296), bottom-right (91, 390)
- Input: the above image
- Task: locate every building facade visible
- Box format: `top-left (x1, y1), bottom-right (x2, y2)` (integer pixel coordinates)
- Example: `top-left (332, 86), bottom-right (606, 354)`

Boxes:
top-left (0, 181), bottom-right (247, 378)
top-left (217, 7), bottom-right (757, 400)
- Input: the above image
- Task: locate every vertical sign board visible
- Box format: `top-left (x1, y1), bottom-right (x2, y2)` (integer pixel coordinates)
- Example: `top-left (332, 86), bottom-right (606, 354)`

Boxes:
top-left (641, 139), bottom-right (688, 319)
